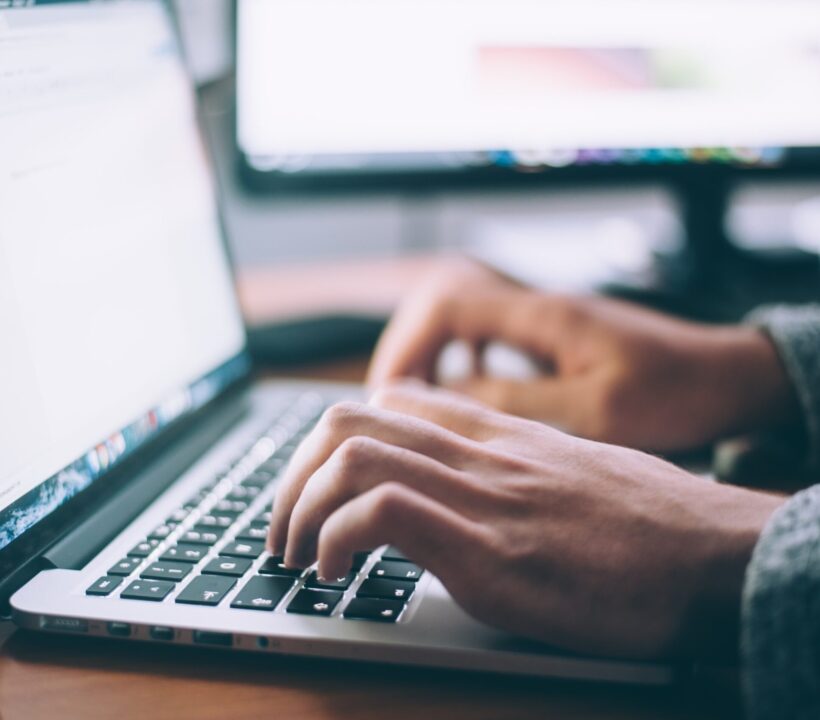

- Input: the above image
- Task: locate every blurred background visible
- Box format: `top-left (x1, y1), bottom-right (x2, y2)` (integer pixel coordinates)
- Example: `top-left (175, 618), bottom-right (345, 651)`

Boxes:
top-left (172, 0), bottom-right (820, 365)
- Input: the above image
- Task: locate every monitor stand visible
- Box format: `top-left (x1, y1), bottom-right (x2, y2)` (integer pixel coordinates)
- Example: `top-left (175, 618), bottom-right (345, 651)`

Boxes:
top-left (606, 170), bottom-right (820, 323)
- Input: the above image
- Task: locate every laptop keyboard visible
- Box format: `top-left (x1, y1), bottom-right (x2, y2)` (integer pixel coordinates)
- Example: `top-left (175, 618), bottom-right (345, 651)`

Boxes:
top-left (85, 392), bottom-right (425, 624)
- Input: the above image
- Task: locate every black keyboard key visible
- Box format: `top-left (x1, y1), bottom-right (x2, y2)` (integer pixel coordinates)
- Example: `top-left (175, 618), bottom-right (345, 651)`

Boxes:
top-left (370, 561), bottom-right (424, 582)
top-left (230, 576), bottom-right (294, 611)
top-left (197, 514), bottom-right (234, 529)
top-left (175, 575), bottom-right (236, 606)
top-left (257, 556), bottom-right (303, 578)
top-left (213, 499), bottom-right (248, 515)
top-left (235, 525), bottom-right (267, 542)
top-left (140, 561), bottom-right (192, 582)
top-left (259, 458), bottom-right (285, 474)
top-left (108, 557), bottom-right (141, 576)
top-left (381, 546), bottom-right (411, 562)
top-left (193, 523), bottom-right (229, 536)
top-left (161, 543), bottom-right (207, 564)
top-left (149, 524), bottom-right (175, 541)
top-left (167, 507), bottom-right (190, 524)
top-left (202, 557), bottom-right (252, 577)
top-left (220, 541), bottom-right (264, 559)
top-left (226, 485), bottom-right (261, 502)
top-left (253, 510), bottom-right (272, 525)
top-left (343, 598), bottom-right (404, 623)
top-left (86, 576), bottom-right (122, 596)
top-left (121, 579), bottom-right (174, 602)
top-left (127, 540), bottom-right (159, 558)
top-left (357, 578), bottom-right (415, 602)
top-left (287, 589), bottom-right (342, 616)
top-left (351, 551), bottom-right (372, 570)
top-left (180, 529), bottom-right (221, 545)
top-left (305, 570), bottom-right (356, 590)
top-left (241, 472), bottom-right (273, 488)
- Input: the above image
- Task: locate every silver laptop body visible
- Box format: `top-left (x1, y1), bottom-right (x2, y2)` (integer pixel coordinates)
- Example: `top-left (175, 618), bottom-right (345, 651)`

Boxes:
top-left (2, 0), bottom-right (675, 685)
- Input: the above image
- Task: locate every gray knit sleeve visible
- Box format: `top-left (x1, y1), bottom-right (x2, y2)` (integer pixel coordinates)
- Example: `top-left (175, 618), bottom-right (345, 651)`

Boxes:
top-left (742, 484), bottom-right (820, 720)
top-left (746, 305), bottom-right (820, 469)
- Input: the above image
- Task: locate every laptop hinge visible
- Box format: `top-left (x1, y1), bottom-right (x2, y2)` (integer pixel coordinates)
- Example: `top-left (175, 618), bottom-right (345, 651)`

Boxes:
top-left (40, 391), bottom-right (249, 572)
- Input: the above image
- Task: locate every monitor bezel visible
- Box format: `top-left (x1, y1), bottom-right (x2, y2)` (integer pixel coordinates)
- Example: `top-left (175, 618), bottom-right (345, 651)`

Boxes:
top-left (0, 0), bottom-right (254, 592)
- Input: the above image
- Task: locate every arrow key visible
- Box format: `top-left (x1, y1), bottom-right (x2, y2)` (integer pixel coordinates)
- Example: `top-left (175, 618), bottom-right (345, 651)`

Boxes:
top-left (287, 589), bottom-right (342, 616)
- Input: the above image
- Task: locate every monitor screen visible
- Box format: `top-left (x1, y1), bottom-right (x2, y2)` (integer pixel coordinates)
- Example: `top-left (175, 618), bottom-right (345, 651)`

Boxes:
top-left (0, 0), bottom-right (248, 552)
top-left (237, 0), bottom-right (820, 178)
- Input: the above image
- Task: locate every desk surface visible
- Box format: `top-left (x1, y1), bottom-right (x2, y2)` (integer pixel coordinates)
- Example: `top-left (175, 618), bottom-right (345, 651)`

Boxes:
top-left (0, 358), bottom-right (745, 720)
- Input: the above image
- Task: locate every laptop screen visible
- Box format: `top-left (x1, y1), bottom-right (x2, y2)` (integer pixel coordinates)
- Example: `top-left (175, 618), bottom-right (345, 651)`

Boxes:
top-left (0, 0), bottom-right (248, 553)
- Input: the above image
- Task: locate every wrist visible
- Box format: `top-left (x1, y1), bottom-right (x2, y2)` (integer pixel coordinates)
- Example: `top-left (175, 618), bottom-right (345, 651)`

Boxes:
top-left (683, 486), bottom-right (784, 659)
top-left (706, 326), bottom-right (801, 436)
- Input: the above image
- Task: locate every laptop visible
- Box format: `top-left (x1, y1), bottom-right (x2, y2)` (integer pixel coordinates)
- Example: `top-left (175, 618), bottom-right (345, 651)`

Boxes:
top-left (1, 0), bottom-right (674, 684)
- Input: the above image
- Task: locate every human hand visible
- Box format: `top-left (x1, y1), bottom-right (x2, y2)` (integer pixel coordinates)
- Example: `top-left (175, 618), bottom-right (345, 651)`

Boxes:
top-left (367, 257), bottom-right (797, 452)
top-left (268, 381), bottom-right (782, 659)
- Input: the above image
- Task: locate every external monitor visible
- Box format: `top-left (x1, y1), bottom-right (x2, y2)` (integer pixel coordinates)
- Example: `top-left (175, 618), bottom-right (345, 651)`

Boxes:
top-left (236, 0), bottom-right (820, 190)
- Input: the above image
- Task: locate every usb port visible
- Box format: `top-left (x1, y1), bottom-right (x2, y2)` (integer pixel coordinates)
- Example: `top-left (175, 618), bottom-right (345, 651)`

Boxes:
top-left (107, 622), bottom-right (131, 638)
top-left (193, 630), bottom-right (232, 647)
top-left (150, 626), bottom-right (175, 641)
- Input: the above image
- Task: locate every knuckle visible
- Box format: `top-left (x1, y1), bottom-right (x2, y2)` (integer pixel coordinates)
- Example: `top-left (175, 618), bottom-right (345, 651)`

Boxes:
top-left (367, 482), bottom-right (408, 525)
top-left (321, 401), bottom-right (365, 434)
top-left (333, 436), bottom-right (379, 476)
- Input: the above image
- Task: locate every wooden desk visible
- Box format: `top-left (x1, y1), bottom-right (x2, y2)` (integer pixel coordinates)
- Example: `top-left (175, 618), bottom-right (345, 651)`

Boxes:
top-left (0, 356), bottom-right (746, 720)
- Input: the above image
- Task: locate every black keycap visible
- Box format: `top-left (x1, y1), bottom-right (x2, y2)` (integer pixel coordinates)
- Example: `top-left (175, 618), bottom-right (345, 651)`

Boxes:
top-left (167, 507), bottom-right (190, 524)
top-left (149, 524), bottom-right (175, 541)
top-left (193, 523), bottom-right (229, 536)
top-left (183, 490), bottom-right (209, 509)
top-left (213, 499), bottom-right (248, 515)
top-left (257, 555), bottom-right (305, 577)
top-left (220, 541), bottom-right (264, 559)
top-left (343, 598), bottom-right (405, 623)
top-left (127, 540), bottom-right (159, 558)
top-left (141, 561), bottom-right (192, 582)
top-left (351, 551), bottom-right (372, 570)
top-left (108, 557), bottom-right (141, 576)
top-left (235, 525), bottom-right (267, 542)
top-left (257, 556), bottom-right (303, 578)
top-left (226, 485), bottom-right (261, 502)
top-left (202, 557), bottom-right (252, 577)
top-left (241, 472), bottom-right (273, 488)
top-left (161, 543), bottom-right (207, 563)
top-left (357, 578), bottom-right (415, 602)
top-left (259, 458), bottom-right (285, 474)
top-left (175, 575), bottom-right (236, 606)
top-left (370, 561), bottom-right (423, 582)
top-left (121, 579), bottom-right (174, 601)
top-left (230, 576), bottom-right (294, 611)
top-left (253, 510), bottom-right (272, 525)
top-left (305, 570), bottom-right (356, 590)
top-left (381, 546), bottom-right (411, 562)
top-left (86, 576), bottom-right (122, 596)
top-left (287, 589), bottom-right (342, 616)
top-left (197, 514), bottom-right (233, 529)
top-left (180, 530), bottom-right (221, 545)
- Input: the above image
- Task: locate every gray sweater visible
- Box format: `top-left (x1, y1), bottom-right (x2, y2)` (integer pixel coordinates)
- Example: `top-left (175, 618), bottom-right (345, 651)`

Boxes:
top-left (741, 305), bottom-right (820, 719)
